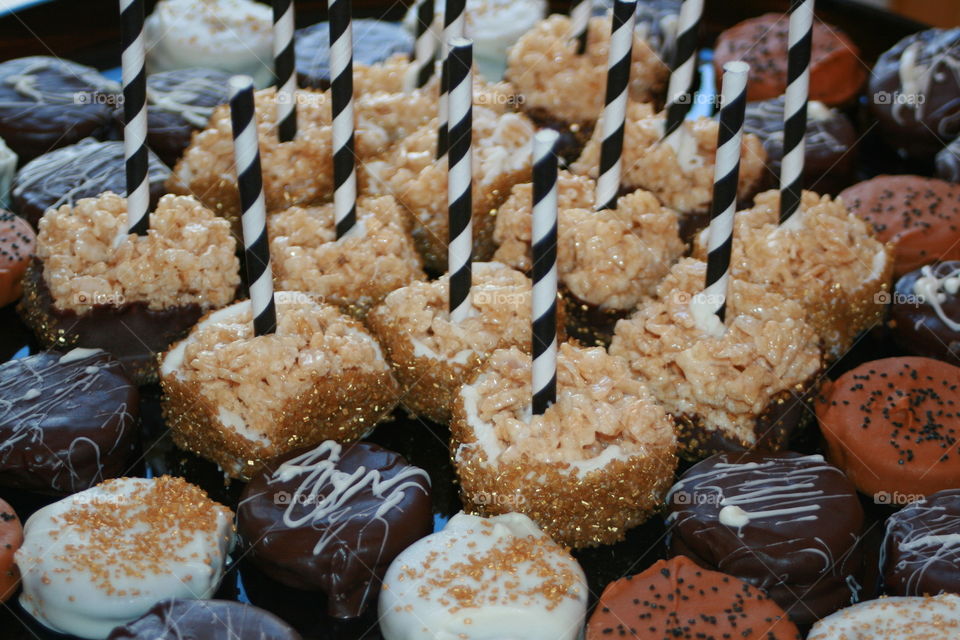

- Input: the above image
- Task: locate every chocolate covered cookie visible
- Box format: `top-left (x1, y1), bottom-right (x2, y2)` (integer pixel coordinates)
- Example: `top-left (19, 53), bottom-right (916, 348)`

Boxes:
top-left (296, 20), bottom-right (413, 89)
top-left (108, 599), bottom-right (302, 640)
top-left (890, 261), bottom-right (960, 364)
top-left (882, 489), bottom-right (960, 597)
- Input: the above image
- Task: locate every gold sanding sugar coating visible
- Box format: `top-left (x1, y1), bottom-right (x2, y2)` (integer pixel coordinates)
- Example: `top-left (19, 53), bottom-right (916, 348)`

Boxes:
top-left (36, 192), bottom-right (239, 314)
top-left (53, 477), bottom-right (232, 597)
top-left (609, 258), bottom-right (822, 449)
top-left (268, 195), bottom-right (426, 319)
top-left (572, 102), bottom-right (767, 215)
top-left (693, 189), bottom-right (893, 359)
top-left (451, 344), bottom-right (678, 548)
top-left (506, 15), bottom-right (668, 125)
top-left (496, 181), bottom-right (684, 310)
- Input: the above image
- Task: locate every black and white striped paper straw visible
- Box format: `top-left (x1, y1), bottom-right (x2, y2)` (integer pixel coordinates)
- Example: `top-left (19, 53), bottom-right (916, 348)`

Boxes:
top-left (447, 37), bottom-right (473, 323)
top-left (272, 0), bottom-right (297, 142)
top-left (119, 0), bottom-right (149, 238)
top-left (405, 0), bottom-right (437, 91)
top-left (594, 0), bottom-right (637, 211)
top-left (229, 75), bottom-right (277, 336)
top-left (701, 61), bottom-right (748, 325)
top-left (568, 0), bottom-right (591, 54)
top-left (531, 129), bottom-right (559, 415)
top-left (779, 0), bottom-right (814, 228)
top-left (328, 0), bottom-right (357, 238)
top-left (436, 0), bottom-right (466, 159)
top-left (661, 0), bottom-right (703, 149)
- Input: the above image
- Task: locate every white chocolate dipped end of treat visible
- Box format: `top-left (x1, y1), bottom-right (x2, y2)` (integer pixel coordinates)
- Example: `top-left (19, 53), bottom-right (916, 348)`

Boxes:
top-left (16, 476), bottom-right (234, 640)
top-left (378, 511), bottom-right (588, 640)
top-left (268, 195), bottom-right (426, 318)
top-left (494, 178), bottom-right (683, 310)
top-left (452, 343), bottom-right (678, 548)
top-left (693, 189), bottom-right (892, 358)
top-left (506, 14), bottom-right (668, 125)
top-left (807, 594), bottom-right (960, 639)
top-left (37, 192), bottom-right (239, 315)
top-left (609, 258), bottom-right (822, 455)
top-left (160, 296), bottom-right (398, 479)
top-left (145, 0), bottom-right (274, 87)
top-left (572, 102), bottom-right (766, 215)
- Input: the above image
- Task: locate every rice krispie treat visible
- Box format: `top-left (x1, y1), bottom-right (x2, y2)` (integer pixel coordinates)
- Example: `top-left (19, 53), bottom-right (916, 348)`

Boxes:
top-left (451, 343), bottom-right (678, 548)
top-left (268, 195), bottom-right (426, 319)
top-left (609, 258), bottom-right (823, 459)
top-left (160, 295), bottom-right (399, 479)
top-left (692, 190), bottom-right (893, 359)
top-left (364, 106), bottom-right (535, 272)
top-left (572, 102), bottom-right (766, 238)
top-left (367, 262), bottom-right (558, 424)
top-left (506, 14), bottom-right (669, 160)
top-left (18, 192), bottom-right (239, 383)
top-left (494, 177), bottom-right (684, 345)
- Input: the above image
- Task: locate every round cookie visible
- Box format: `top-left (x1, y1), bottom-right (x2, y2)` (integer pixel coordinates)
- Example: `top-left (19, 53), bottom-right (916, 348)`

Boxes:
top-left (237, 441), bottom-right (432, 619)
top-left (869, 28), bottom-right (960, 160)
top-left (0, 349), bottom-right (139, 495)
top-left (12, 138), bottom-right (170, 229)
top-left (808, 594), bottom-right (960, 639)
top-left (743, 97), bottom-right (856, 194)
top-left (667, 451), bottom-right (865, 626)
top-left (296, 20), bottom-right (413, 89)
top-left (0, 57), bottom-right (119, 163)
top-left (587, 556), bottom-right (801, 640)
top-left (0, 209), bottom-right (34, 307)
top-left (816, 357), bottom-right (960, 500)
top-left (107, 599), bottom-right (302, 640)
top-left (713, 13), bottom-right (866, 106)
top-left (882, 489), bottom-right (960, 597)
top-left (839, 175), bottom-right (960, 279)
top-left (0, 498), bottom-right (22, 603)
top-left (890, 261), bottom-right (960, 364)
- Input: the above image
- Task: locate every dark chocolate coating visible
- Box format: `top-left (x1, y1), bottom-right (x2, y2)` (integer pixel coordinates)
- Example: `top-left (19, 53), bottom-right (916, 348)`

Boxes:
top-left (11, 138), bottom-right (170, 230)
top-left (667, 451), bottom-right (865, 626)
top-left (295, 20), bottom-right (413, 89)
top-left (107, 599), bottom-right (302, 640)
top-left (0, 349), bottom-right (138, 495)
top-left (890, 261), bottom-right (960, 364)
top-left (237, 441), bottom-right (432, 619)
top-left (882, 488), bottom-right (960, 597)
top-left (743, 96), bottom-right (857, 194)
top-left (122, 68), bottom-right (233, 167)
top-left (869, 28), bottom-right (960, 159)
top-left (936, 136), bottom-right (960, 183)
top-left (0, 57), bottom-right (119, 164)
top-left (17, 259), bottom-right (204, 385)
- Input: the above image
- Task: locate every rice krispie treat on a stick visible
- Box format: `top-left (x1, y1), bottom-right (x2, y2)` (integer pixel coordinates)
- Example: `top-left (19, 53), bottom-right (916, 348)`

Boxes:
top-left (367, 262), bottom-right (559, 424)
top-left (609, 258), bottom-right (823, 459)
top-left (18, 193), bottom-right (239, 384)
top-left (506, 14), bottom-right (669, 160)
top-left (692, 190), bottom-right (892, 359)
top-left (494, 176), bottom-right (684, 345)
top-left (160, 295), bottom-right (399, 480)
top-left (268, 195), bottom-right (426, 319)
top-left (572, 102), bottom-right (766, 238)
top-left (451, 342), bottom-right (678, 548)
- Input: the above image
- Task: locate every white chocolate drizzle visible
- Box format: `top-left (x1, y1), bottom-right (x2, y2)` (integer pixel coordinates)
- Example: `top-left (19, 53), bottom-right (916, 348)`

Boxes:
top-left (912, 264), bottom-right (960, 331)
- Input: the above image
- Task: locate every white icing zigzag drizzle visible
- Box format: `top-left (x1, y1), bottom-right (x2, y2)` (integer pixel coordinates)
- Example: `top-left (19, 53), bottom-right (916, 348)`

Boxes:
top-left (912, 264), bottom-right (960, 331)
top-left (881, 493), bottom-right (960, 595)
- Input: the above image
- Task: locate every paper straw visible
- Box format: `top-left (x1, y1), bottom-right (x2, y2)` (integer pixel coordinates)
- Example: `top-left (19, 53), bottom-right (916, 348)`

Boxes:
top-left (272, 0), bottom-right (297, 142)
top-left (328, 0), bottom-right (357, 238)
top-left (447, 37), bottom-right (473, 323)
top-left (229, 75), bottom-right (277, 336)
top-left (531, 129), bottom-right (559, 415)
top-left (568, 0), bottom-right (591, 54)
top-left (437, 0), bottom-right (466, 159)
top-left (701, 61), bottom-right (748, 325)
top-left (119, 0), bottom-right (149, 238)
top-left (594, 0), bottom-right (637, 211)
top-left (779, 0), bottom-right (814, 228)
top-left (661, 0), bottom-right (703, 150)
top-left (405, 0), bottom-right (437, 91)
